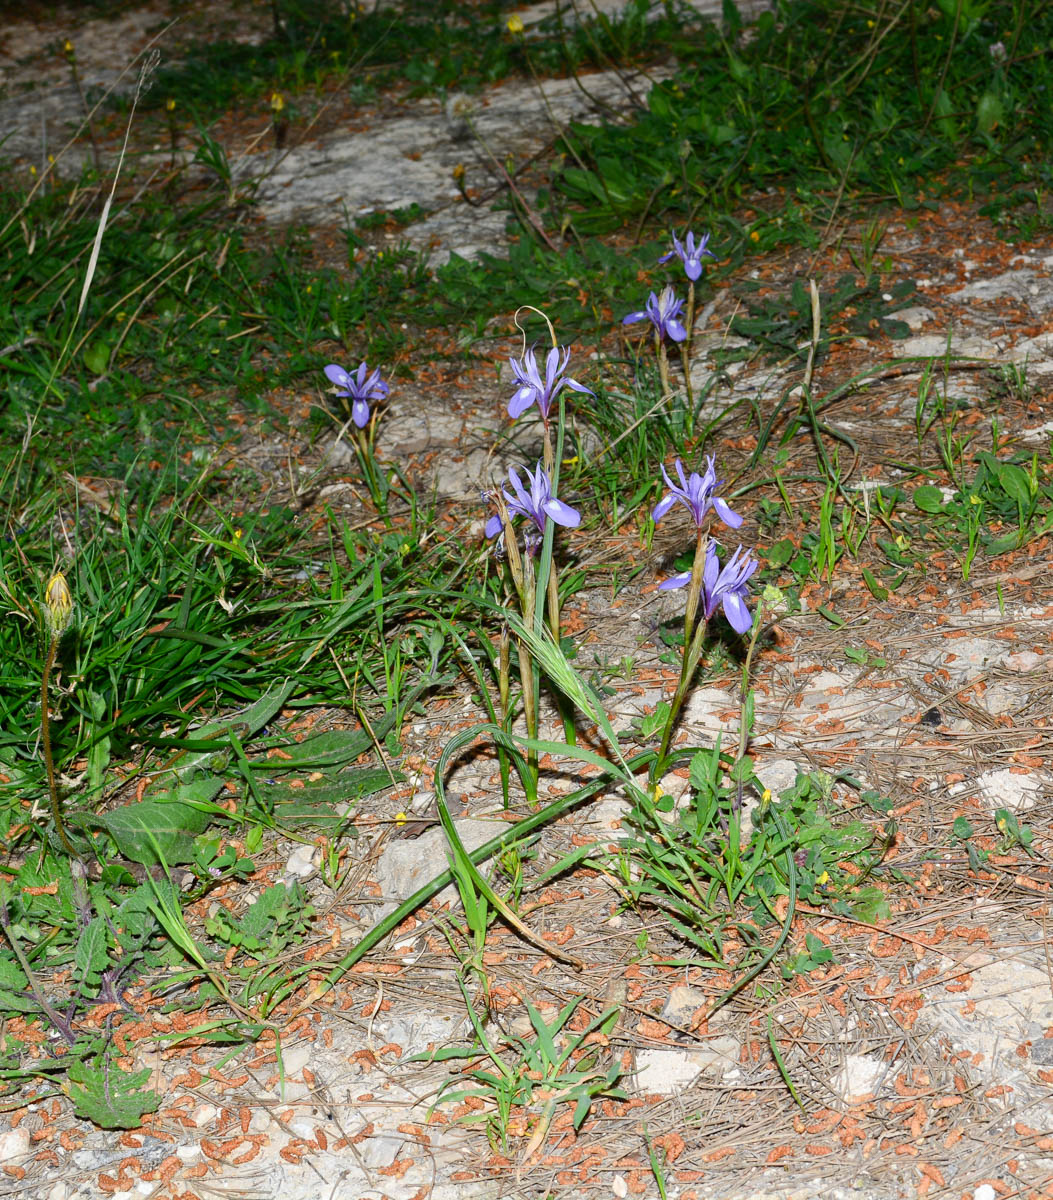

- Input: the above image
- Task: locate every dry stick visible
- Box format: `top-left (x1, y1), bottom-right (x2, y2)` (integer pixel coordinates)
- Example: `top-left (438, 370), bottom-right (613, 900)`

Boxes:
top-left (464, 114), bottom-right (560, 253)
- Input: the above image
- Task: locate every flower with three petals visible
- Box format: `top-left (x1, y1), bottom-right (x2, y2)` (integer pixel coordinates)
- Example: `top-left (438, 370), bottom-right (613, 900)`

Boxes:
top-left (622, 285), bottom-right (688, 343)
top-left (651, 456), bottom-right (742, 529)
top-left (507, 346), bottom-right (592, 421)
top-left (659, 542), bottom-right (758, 634)
top-left (658, 230), bottom-right (716, 282)
top-left (485, 463), bottom-right (580, 554)
top-left (324, 361), bottom-right (389, 429)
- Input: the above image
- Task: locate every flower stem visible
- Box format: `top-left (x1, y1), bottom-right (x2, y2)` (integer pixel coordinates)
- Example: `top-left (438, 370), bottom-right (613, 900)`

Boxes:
top-left (500, 498), bottom-right (539, 797)
top-left (656, 333), bottom-right (670, 400)
top-left (652, 528), bottom-right (709, 786)
top-left (356, 427), bottom-right (390, 524)
top-left (680, 280), bottom-right (696, 437)
top-left (41, 636), bottom-right (77, 857)
top-left (520, 567), bottom-right (539, 790)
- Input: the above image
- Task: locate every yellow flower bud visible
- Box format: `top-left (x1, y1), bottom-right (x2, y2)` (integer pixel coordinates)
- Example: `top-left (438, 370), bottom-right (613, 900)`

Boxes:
top-left (271, 92), bottom-right (285, 114)
top-left (63, 39), bottom-right (74, 57)
top-left (506, 14), bottom-right (525, 34)
top-left (44, 573), bottom-right (73, 637)
top-left (165, 97), bottom-right (176, 113)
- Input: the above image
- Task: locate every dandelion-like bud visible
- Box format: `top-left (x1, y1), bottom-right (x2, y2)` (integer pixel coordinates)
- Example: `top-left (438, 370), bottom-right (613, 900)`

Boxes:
top-left (44, 573), bottom-right (73, 638)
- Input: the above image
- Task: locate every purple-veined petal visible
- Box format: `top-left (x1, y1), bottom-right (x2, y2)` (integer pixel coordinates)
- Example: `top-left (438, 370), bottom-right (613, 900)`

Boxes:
top-left (364, 368), bottom-right (389, 400)
top-left (665, 318), bottom-right (687, 342)
top-left (507, 467), bottom-right (532, 512)
top-left (658, 571), bottom-right (692, 590)
top-left (722, 592), bottom-right (753, 634)
top-left (712, 496), bottom-right (744, 528)
top-left (703, 542), bottom-right (720, 591)
top-left (564, 376), bottom-right (594, 395)
top-left (352, 398), bottom-right (370, 428)
top-left (651, 494), bottom-right (676, 523)
top-left (508, 385), bottom-right (536, 418)
top-left (542, 497), bottom-right (581, 528)
top-left (622, 310), bottom-right (648, 325)
top-left (485, 513), bottom-right (503, 539)
top-left (528, 463), bottom-right (548, 508)
top-left (325, 363), bottom-right (351, 390)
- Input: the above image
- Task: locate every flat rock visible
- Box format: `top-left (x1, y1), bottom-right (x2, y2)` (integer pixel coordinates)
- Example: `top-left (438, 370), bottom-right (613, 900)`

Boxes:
top-left (976, 767), bottom-right (1044, 813)
top-left (829, 1053), bottom-right (886, 1102)
top-left (373, 817), bottom-right (500, 916)
top-left (634, 1040), bottom-right (739, 1094)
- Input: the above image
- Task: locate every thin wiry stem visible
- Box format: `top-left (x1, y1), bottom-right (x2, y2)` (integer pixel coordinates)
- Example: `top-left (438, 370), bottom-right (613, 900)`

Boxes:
top-left (41, 635), bottom-right (77, 857)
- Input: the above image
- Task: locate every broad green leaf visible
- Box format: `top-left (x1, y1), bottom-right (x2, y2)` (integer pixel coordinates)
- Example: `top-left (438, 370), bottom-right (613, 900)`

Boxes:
top-left (976, 90), bottom-right (1004, 135)
top-left (264, 729), bottom-right (373, 768)
top-left (912, 485), bottom-right (945, 513)
top-left (91, 797), bottom-right (212, 865)
top-left (75, 918), bottom-right (108, 987)
top-left (85, 690), bottom-right (110, 798)
top-left (996, 462), bottom-right (1032, 509)
top-left (764, 538), bottom-right (795, 566)
top-left (0, 958), bottom-right (28, 992)
top-left (257, 767), bottom-right (400, 821)
top-left (67, 1059), bottom-right (161, 1129)
top-left (156, 679), bottom-right (296, 786)
top-left (0, 989), bottom-right (41, 1014)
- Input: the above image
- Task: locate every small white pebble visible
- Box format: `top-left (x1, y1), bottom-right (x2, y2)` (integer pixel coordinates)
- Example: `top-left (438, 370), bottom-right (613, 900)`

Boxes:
top-left (0, 1128), bottom-right (29, 1164)
top-left (612, 1175), bottom-right (628, 1198)
top-left (285, 844), bottom-right (319, 878)
top-left (974, 1187), bottom-right (997, 1200)
top-left (191, 1102), bottom-right (218, 1128)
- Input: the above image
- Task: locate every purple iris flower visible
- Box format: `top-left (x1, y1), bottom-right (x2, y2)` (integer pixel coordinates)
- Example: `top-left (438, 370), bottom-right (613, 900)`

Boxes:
top-left (622, 285), bottom-right (687, 343)
top-left (659, 542), bottom-right (758, 634)
top-left (485, 463), bottom-right (580, 553)
top-left (324, 361), bottom-right (390, 429)
top-left (658, 230), bottom-right (716, 282)
top-left (652, 456), bottom-right (743, 529)
top-left (507, 345), bottom-right (592, 420)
